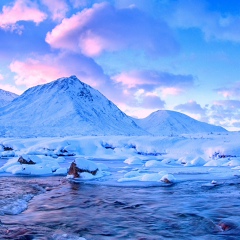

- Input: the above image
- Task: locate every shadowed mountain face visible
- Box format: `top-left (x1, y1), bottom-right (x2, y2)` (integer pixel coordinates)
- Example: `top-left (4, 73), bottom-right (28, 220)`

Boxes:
top-left (0, 89), bottom-right (18, 108)
top-left (133, 110), bottom-right (227, 136)
top-left (0, 76), bottom-right (147, 137)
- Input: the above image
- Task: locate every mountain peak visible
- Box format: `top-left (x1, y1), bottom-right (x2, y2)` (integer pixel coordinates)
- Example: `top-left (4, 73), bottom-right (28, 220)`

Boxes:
top-left (57, 75), bottom-right (81, 84)
top-left (133, 110), bottom-right (227, 135)
top-left (0, 76), bottom-right (147, 137)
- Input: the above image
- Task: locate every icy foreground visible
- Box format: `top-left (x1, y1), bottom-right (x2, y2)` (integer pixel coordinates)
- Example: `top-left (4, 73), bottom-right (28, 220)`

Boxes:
top-left (1, 132), bottom-right (240, 185)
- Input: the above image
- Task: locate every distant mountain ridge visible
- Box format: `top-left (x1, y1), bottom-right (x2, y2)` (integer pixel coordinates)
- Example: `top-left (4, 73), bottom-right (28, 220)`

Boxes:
top-left (133, 110), bottom-right (227, 135)
top-left (0, 89), bottom-right (18, 108)
top-left (0, 76), bottom-right (227, 137)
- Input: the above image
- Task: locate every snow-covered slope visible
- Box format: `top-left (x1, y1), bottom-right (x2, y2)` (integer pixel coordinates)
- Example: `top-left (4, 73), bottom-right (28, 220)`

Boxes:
top-left (0, 89), bottom-right (18, 108)
top-left (0, 76), bottom-right (147, 137)
top-left (133, 110), bottom-right (227, 135)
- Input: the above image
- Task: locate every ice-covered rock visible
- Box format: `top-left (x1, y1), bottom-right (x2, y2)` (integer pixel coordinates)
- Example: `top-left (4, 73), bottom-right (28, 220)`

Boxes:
top-left (18, 155), bottom-right (36, 165)
top-left (141, 173), bottom-right (162, 181)
top-left (124, 171), bottom-right (141, 178)
top-left (145, 160), bottom-right (162, 168)
top-left (161, 158), bottom-right (177, 165)
top-left (184, 156), bottom-right (207, 167)
top-left (67, 158), bottom-right (102, 180)
top-left (222, 158), bottom-right (240, 167)
top-left (160, 174), bottom-right (176, 183)
top-left (124, 156), bottom-right (143, 165)
top-left (0, 155), bottom-right (63, 175)
top-left (204, 158), bottom-right (228, 167)
top-left (178, 156), bottom-right (193, 165)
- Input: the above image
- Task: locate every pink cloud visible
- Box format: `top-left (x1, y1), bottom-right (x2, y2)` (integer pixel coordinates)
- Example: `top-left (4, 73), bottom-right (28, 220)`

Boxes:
top-left (216, 82), bottom-right (240, 99)
top-left (9, 52), bottom-right (111, 90)
top-left (113, 71), bottom-right (152, 88)
top-left (117, 103), bottom-right (159, 119)
top-left (208, 100), bottom-right (240, 129)
top-left (112, 70), bottom-right (194, 93)
top-left (10, 58), bottom-right (67, 87)
top-left (0, 0), bottom-right (47, 33)
top-left (174, 100), bottom-right (206, 115)
top-left (46, 2), bottom-right (178, 57)
top-left (0, 74), bottom-right (3, 81)
top-left (161, 87), bottom-right (182, 97)
top-left (41, 0), bottom-right (69, 21)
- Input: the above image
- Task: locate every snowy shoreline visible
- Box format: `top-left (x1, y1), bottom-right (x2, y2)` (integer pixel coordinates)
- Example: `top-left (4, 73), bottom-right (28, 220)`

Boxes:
top-left (0, 132), bottom-right (240, 185)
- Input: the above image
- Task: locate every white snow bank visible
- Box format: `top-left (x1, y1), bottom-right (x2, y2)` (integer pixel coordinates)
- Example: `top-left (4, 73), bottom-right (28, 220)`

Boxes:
top-left (1, 133), bottom-right (240, 184)
top-left (118, 170), bottom-right (175, 183)
top-left (0, 155), bottom-right (67, 176)
top-left (124, 156), bottom-right (143, 165)
top-left (1, 133), bottom-right (239, 162)
top-left (160, 174), bottom-right (176, 183)
top-left (184, 157), bottom-right (207, 167)
top-left (222, 158), bottom-right (240, 167)
top-left (145, 160), bottom-right (162, 168)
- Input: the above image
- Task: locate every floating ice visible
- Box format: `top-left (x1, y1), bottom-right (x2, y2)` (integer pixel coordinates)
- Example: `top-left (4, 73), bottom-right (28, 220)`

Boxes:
top-left (0, 194), bottom-right (33, 215)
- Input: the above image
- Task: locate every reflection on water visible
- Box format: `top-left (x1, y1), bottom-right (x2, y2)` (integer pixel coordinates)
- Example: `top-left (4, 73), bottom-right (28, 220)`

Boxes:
top-left (0, 176), bottom-right (240, 239)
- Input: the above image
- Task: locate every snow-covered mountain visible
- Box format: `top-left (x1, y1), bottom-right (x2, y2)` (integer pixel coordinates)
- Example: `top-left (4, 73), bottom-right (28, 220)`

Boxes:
top-left (133, 110), bottom-right (227, 135)
top-left (0, 89), bottom-right (18, 108)
top-left (0, 76), bottom-right (147, 137)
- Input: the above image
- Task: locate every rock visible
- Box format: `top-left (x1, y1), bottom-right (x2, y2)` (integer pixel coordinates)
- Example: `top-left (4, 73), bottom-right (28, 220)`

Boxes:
top-left (68, 162), bottom-right (80, 178)
top-left (218, 221), bottom-right (236, 231)
top-left (18, 156), bottom-right (36, 165)
top-left (160, 174), bottom-right (175, 183)
top-left (68, 159), bottom-right (98, 178)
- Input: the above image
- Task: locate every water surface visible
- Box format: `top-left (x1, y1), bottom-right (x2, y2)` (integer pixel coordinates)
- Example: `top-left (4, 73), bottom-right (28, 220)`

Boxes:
top-left (0, 176), bottom-right (240, 239)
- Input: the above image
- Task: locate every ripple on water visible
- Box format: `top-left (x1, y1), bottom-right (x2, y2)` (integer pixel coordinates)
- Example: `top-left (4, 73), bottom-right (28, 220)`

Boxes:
top-left (1, 177), bottom-right (240, 239)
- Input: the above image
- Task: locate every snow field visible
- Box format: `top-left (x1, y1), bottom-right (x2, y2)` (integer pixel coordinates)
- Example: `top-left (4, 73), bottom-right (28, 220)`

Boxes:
top-left (0, 133), bottom-right (240, 184)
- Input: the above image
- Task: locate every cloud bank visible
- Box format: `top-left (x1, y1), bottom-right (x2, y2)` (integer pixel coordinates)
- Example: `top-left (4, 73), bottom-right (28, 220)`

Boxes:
top-left (46, 2), bottom-right (178, 57)
top-left (0, 0), bottom-right (47, 34)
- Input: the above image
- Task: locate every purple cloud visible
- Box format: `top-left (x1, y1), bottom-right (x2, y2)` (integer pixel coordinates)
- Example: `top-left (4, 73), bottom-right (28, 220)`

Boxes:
top-left (174, 100), bottom-right (206, 115)
top-left (140, 95), bottom-right (165, 109)
top-left (46, 2), bottom-right (178, 57)
top-left (0, 0), bottom-right (47, 34)
top-left (216, 82), bottom-right (240, 99)
top-left (113, 70), bottom-right (195, 92)
top-left (8, 51), bottom-right (130, 105)
top-left (41, 0), bottom-right (69, 21)
top-left (207, 100), bottom-right (240, 129)
top-left (9, 52), bottom-right (110, 88)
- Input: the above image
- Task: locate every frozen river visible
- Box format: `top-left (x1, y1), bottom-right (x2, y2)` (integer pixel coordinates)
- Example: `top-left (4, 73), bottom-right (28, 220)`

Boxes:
top-left (1, 174), bottom-right (240, 239)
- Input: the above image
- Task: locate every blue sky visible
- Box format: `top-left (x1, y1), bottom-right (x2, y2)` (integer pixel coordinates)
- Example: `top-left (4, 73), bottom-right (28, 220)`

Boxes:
top-left (0, 0), bottom-right (240, 130)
